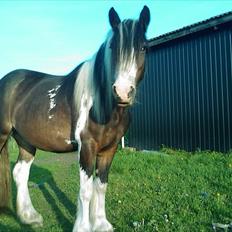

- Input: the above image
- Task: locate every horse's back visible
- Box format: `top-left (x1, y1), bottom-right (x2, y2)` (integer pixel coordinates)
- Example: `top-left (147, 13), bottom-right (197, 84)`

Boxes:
top-left (0, 69), bottom-right (59, 103)
top-left (0, 69), bottom-right (28, 104)
top-left (0, 69), bottom-right (60, 121)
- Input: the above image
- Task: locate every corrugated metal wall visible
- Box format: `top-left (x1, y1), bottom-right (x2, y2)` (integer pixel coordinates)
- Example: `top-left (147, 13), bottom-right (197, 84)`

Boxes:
top-left (128, 22), bottom-right (232, 152)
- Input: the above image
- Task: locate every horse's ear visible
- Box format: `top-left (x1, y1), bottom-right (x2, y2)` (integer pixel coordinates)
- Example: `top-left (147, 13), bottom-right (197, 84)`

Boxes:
top-left (109, 7), bottom-right (121, 30)
top-left (139, 5), bottom-right (150, 33)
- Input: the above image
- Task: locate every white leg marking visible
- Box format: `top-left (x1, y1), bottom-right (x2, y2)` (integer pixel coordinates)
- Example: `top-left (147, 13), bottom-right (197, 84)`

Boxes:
top-left (13, 159), bottom-right (43, 226)
top-left (73, 169), bottom-right (93, 232)
top-left (90, 178), bottom-right (113, 232)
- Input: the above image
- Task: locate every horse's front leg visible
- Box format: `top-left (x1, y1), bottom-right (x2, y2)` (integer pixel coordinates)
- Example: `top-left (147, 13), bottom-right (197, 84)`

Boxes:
top-left (73, 141), bottom-right (96, 232)
top-left (90, 145), bottom-right (117, 232)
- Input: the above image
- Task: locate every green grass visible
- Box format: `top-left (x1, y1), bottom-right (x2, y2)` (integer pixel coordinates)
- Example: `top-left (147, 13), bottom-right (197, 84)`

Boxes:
top-left (1, 142), bottom-right (232, 231)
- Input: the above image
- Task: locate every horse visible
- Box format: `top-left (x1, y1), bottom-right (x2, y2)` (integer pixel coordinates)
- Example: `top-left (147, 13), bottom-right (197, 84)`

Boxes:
top-left (0, 6), bottom-right (150, 232)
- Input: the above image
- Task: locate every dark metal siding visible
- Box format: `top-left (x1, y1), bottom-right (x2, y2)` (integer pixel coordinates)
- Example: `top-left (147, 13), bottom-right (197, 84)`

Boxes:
top-left (128, 22), bottom-right (232, 152)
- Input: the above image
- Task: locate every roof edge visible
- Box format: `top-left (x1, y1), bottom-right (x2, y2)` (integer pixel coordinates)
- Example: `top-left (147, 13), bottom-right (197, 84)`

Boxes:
top-left (148, 11), bottom-right (232, 47)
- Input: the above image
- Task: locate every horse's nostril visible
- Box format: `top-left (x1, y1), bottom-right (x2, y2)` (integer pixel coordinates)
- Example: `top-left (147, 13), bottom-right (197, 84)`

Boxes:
top-left (128, 86), bottom-right (135, 98)
top-left (113, 85), bottom-right (117, 95)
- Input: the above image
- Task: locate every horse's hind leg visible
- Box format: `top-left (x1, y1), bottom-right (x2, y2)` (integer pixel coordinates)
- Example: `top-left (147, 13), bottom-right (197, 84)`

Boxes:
top-left (12, 137), bottom-right (43, 227)
top-left (90, 145), bottom-right (117, 232)
top-left (0, 123), bottom-right (12, 209)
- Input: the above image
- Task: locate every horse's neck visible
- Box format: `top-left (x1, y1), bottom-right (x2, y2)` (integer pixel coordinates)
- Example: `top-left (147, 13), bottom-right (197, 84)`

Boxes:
top-left (90, 75), bottom-right (116, 125)
top-left (87, 44), bottom-right (116, 125)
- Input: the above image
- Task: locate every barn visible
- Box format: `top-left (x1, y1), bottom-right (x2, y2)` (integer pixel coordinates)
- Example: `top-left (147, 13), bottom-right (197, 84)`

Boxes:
top-left (128, 11), bottom-right (232, 152)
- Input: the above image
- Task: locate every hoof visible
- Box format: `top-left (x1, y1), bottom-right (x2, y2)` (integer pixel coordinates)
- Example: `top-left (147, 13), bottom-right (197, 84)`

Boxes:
top-left (92, 219), bottom-right (114, 232)
top-left (73, 229), bottom-right (91, 232)
top-left (73, 222), bottom-right (91, 232)
top-left (18, 210), bottom-right (43, 227)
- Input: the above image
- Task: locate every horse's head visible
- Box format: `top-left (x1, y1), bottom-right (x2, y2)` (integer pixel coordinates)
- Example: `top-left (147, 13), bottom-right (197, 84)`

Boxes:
top-left (109, 6), bottom-right (150, 107)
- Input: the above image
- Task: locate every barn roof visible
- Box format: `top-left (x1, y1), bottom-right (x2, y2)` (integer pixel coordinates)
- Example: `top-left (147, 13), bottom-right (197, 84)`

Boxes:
top-left (149, 11), bottom-right (232, 47)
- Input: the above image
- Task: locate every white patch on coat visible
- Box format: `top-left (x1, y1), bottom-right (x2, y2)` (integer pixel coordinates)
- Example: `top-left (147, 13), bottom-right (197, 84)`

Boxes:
top-left (73, 61), bottom-right (94, 156)
top-left (13, 159), bottom-right (43, 226)
top-left (90, 178), bottom-right (113, 231)
top-left (75, 93), bottom-right (93, 155)
top-left (49, 98), bottom-right (56, 110)
top-left (65, 139), bottom-right (72, 145)
top-left (73, 168), bottom-right (93, 232)
top-left (47, 89), bottom-right (56, 110)
top-left (47, 85), bottom-right (61, 118)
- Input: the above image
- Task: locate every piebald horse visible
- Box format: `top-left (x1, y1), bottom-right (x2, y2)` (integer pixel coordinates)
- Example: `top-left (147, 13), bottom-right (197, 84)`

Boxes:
top-left (0, 6), bottom-right (150, 232)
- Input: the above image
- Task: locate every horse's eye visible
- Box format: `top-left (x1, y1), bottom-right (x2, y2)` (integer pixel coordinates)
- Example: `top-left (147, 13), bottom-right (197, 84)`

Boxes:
top-left (140, 45), bottom-right (146, 52)
top-left (141, 46), bottom-right (145, 52)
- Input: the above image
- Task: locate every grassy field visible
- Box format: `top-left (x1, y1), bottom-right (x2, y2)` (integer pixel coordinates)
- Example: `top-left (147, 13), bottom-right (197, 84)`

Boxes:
top-left (0, 142), bottom-right (232, 232)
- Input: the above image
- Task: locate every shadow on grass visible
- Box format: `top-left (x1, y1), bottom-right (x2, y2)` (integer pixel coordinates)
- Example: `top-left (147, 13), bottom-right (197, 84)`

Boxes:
top-left (4, 162), bottom-right (76, 232)
top-left (0, 208), bottom-right (36, 232)
top-left (0, 224), bottom-right (34, 232)
top-left (31, 164), bottom-right (76, 231)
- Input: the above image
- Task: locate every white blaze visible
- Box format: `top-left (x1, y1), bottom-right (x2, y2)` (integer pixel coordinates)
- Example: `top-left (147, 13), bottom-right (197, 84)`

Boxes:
top-left (113, 21), bottom-right (138, 102)
top-left (114, 60), bottom-right (137, 101)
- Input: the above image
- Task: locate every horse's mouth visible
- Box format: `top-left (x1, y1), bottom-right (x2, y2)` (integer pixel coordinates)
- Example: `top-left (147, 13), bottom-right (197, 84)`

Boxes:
top-left (117, 102), bottom-right (130, 107)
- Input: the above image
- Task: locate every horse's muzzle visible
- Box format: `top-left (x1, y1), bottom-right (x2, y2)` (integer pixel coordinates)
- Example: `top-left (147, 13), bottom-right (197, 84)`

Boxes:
top-left (113, 85), bottom-right (135, 107)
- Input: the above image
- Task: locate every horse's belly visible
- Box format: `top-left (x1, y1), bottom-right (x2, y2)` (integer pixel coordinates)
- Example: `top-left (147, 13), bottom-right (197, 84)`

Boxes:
top-left (13, 104), bottom-right (75, 152)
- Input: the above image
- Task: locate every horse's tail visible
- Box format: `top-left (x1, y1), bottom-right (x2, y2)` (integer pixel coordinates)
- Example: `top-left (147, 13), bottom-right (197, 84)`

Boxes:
top-left (0, 141), bottom-right (11, 210)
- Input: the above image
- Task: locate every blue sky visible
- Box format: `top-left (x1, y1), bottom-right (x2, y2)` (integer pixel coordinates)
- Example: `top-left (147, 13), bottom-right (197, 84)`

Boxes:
top-left (0, 0), bottom-right (231, 77)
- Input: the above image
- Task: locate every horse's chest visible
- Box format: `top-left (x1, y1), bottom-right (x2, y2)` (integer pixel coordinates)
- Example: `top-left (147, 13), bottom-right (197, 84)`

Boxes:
top-left (102, 127), bottom-right (119, 144)
top-left (95, 126), bottom-right (123, 151)
top-left (86, 112), bottom-right (129, 151)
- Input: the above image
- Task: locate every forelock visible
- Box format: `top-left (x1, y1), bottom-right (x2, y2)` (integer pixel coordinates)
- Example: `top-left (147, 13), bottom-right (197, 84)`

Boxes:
top-left (107, 18), bottom-right (146, 70)
top-left (118, 20), bottom-right (144, 57)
